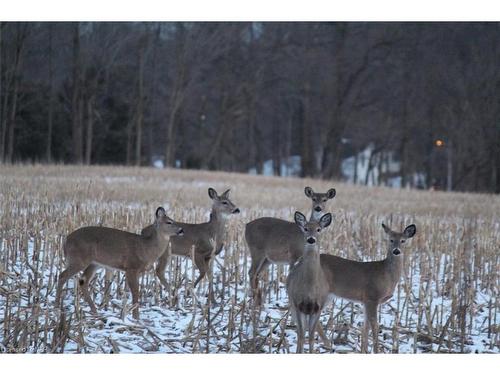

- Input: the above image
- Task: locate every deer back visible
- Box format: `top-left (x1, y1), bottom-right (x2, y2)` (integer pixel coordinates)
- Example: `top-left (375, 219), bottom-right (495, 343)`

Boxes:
top-left (245, 217), bottom-right (304, 264)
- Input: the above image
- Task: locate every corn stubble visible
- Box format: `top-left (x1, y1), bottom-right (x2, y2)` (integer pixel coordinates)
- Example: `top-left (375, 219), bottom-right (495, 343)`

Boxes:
top-left (0, 164), bottom-right (499, 353)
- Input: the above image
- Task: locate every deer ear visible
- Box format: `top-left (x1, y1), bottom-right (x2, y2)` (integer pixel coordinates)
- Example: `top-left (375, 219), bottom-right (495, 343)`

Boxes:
top-left (294, 211), bottom-right (307, 228)
top-left (155, 207), bottom-right (166, 219)
top-left (404, 224), bottom-right (416, 238)
top-left (208, 188), bottom-right (218, 200)
top-left (304, 187), bottom-right (314, 198)
top-left (221, 189), bottom-right (231, 198)
top-left (319, 213), bottom-right (332, 228)
top-left (326, 188), bottom-right (336, 199)
top-left (382, 223), bottom-right (391, 234)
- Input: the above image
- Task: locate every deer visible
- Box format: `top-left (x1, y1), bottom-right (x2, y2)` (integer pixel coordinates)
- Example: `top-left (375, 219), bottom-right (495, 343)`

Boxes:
top-left (144, 188), bottom-right (240, 293)
top-left (55, 207), bottom-right (184, 319)
top-left (286, 211), bottom-right (332, 353)
top-left (319, 222), bottom-right (417, 353)
top-left (245, 186), bottom-right (336, 304)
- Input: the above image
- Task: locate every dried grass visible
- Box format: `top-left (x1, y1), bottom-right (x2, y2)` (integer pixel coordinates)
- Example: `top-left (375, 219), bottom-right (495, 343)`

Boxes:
top-left (0, 164), bottom-right (499, 353)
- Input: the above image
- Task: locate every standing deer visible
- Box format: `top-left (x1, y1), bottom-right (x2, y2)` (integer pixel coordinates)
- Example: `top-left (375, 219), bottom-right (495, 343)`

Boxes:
top-left (148, 187), bottom-right (240, 290)
top-left (319, 222), bottom-right (417, 353)
top-left (245, 187), bottom-right (336, 304)
top-left (286, 211), bottom-right (332, 353)
top-left (55, 207), bottom-right (184, 319)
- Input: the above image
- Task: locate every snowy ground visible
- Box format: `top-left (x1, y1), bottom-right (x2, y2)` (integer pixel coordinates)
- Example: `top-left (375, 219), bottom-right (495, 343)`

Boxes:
top-left (1, 238), bottom-right (498, 354)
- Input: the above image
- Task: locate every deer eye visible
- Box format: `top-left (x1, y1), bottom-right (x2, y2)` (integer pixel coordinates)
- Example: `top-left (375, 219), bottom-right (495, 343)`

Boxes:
top-left (316, 228), bottom-right (321, 232)
top-left (322, 199), bottom-right (327, 202)
top-left (401, 239), bottom-right (406, 243)
top-left (166, 221), bottom-right (173, 225)
top-left (222, 201), bottom-right (228, 205)
top-left (304, 228), bottom-right (309, 232)
top-left (390, 239), bottom-right (394, 243)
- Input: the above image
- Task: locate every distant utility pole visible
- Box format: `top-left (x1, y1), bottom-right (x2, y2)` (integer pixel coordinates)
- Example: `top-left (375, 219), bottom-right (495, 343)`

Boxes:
top-left (435, 138), bottom-right (453, 191)
top-left (446, 140), bottom-right (453, 192)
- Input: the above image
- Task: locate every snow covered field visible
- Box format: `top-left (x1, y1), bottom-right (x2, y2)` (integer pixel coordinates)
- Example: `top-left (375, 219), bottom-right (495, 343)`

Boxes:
top-left (0, 165), bottom-right (499, 353)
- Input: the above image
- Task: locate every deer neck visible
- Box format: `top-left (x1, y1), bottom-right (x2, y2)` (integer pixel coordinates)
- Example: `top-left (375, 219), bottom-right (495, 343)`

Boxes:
top-left (309, 210), bottom-right (322, 222)
top-left (142, 226), bottom-right (170, 261)
top-left (301, 244), bottom-right (321, 267)
top-left (208, 208), bottom-right (228, 238)
top-left (296, 244), bottom-right (323, 285)
top-left (385, 248), bottom-right (404, 282)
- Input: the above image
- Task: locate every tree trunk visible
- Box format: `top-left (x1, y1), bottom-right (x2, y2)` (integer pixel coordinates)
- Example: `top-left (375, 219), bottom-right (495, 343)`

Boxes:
top-left (353, 146), bottom-right (358, 184)
top-left (247, 101), bottom-right (256, 172)
top-left (321, 109), bottom-right (344, 179)
top-left (6, 23), bottom-right (27, 163)
top-left (46, 23), bottom-right (54, 163)
top-left (495, 124), bottom-right (500, 194)
top-left (300, 82), bottom-right (315, 177)
top-left (400, 136), bottom-right (408, 188)
top-left (135, 42), bottom-right (145, 167)
top-left (165, 23), bottom-right (186, 168)
top-left (6, 71), bottom-right (19, 163)
top-left (205, 91), bottom-right (231, 169)
top-left (71, 23), bottom-right (83, 164)
top-left (165, 97), bottom-right (179, 167)
top-left (0, 22), bottom-right (3, 162)
top-left (272, 120), bottom-right (281, 176)
top-left (147, 23), bottom-right (161, 166)
top-left (126, 112), bottom-right (135, 166)
top-left (85, 96), bottom-right (94, 165)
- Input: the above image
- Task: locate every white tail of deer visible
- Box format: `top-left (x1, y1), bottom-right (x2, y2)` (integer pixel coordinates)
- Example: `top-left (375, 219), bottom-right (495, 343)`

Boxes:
top-left (245, 187), bottom-right (336, 304)
top-left (320, 222), bottom-right (417, 352)
top-left (286, 211), bottom-right (332, 353)
top-left (55, 207), bottom-right (183, 319)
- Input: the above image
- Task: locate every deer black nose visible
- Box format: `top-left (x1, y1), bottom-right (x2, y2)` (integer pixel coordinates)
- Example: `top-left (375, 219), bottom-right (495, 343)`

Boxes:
top-left (233, 208), bottom-right (240, 214)
top-left (314, 206), bottom-right (322, 212)
top-left (307, 237), bottom-right (316, 244)
top-left (392, 249), bottom-right (401, 255)
top-left (178, 228), bottom-right (184, 235)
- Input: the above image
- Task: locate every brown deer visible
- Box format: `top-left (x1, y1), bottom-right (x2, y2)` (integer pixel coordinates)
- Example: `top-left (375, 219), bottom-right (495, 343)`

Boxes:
top-left (319, 222), bottom-right (417, 353)
top-left (286, 211), bottom-right (332, 353)
top-left (146, 187), bottom-right (240, 290)
top-left (245, 187), bottom-right (336, 304)
top-left (55, 207), bottom-right (184, 319)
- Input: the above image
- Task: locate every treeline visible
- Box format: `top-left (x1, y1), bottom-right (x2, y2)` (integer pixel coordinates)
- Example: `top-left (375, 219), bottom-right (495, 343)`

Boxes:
top-left (0, 22), bottom-right (499, 193)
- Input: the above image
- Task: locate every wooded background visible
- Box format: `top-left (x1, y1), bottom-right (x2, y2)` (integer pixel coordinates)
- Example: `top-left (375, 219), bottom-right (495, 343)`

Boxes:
top-left (0, 22), bottom-right (499, 193)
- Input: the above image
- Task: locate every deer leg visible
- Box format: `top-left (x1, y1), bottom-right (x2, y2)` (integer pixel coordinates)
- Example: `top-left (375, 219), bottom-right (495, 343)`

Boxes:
top-left (249, 255), bottom-right (263, 289)
top-left (79, 264), bottom-right (99, 314)
top-left (215, 242), bottom-right (224, 255)
top-left (294, 309), bottom-right (305, 354)
top-left (155, 250), bottom-right (170, 290)
top-left (193, 253), bottom-right (208, 288)
top-left (362, 304), bottom-right (370, 353)
top-left (307, 312), bottom-right (323, 353)
top-left (315, 317), bottom-right (332, 351)
top-left (126, 270), bottom-right (141, 320)
top-left (366, 301), bottom-right (380, 353)
top-left (101, 270), bottom-right (113, 310)
top-left (55, 263), bottom-right (86, 308)
top-left (251, 257), bottom-right (269, 306)
top-left (206, 255), bottom-right (217, 305)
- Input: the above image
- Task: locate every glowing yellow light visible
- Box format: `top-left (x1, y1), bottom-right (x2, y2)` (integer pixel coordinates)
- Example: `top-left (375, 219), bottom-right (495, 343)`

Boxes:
top-left (435, 139), bottom-right (444, 147)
